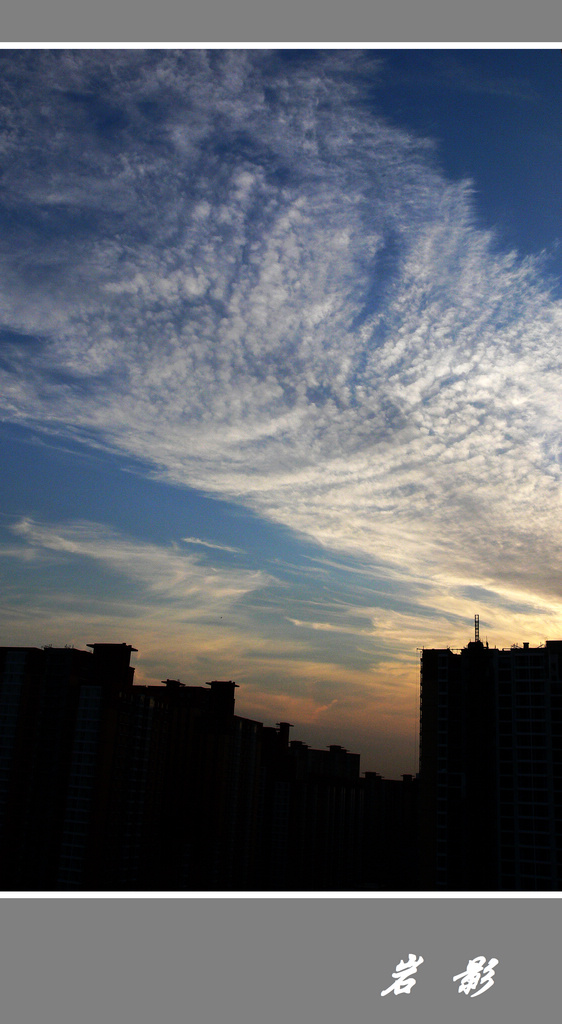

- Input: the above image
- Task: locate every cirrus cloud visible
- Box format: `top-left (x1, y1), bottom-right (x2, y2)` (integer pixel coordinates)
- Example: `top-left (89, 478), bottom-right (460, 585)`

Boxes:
top-left (1, 50), bottom-right (562, 731)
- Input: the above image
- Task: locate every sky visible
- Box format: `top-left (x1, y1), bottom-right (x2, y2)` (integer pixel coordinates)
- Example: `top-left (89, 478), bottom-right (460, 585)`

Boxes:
top-left (1, 48), bottom-right (562, 778)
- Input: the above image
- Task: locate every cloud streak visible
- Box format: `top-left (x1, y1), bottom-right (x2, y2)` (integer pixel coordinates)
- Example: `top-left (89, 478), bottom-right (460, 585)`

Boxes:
top-left (10, 517), bottom-right (268, 606)
top-left (181, 536), bottom-right (243, 554)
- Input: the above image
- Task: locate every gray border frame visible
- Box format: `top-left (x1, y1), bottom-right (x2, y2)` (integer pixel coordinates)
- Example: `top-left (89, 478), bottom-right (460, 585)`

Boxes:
top-left (1, 0), bottom-right (561, 42)
top-left (1, 1), bottom-right (560, 1017)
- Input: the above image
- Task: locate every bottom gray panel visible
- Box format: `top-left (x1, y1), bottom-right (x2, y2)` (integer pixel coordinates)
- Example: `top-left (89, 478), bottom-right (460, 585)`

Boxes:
top-left (0, 898), bottom-right (557, 1024)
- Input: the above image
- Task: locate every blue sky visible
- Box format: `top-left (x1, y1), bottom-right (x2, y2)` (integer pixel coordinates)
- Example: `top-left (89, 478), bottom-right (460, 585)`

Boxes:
top-left (1, 49), bottom-right (562, 778)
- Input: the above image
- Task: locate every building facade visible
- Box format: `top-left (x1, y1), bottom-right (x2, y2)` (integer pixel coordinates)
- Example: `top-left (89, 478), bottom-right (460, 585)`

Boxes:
top-left (0, 643), bottom-right (135, 888)
top-left (419, 628), bottom-right (562, 890)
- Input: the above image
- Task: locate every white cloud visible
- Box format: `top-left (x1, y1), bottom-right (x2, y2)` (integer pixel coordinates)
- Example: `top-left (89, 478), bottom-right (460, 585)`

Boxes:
top-left (1, 50), bottom-right (561, 640)
top-left (181, 536), bottom-right (243, 554)
top-left (10, 517), bottom-right (268, 607)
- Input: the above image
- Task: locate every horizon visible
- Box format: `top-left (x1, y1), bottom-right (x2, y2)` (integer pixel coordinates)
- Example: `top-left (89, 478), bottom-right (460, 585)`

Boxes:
top-left (4, 618), bottom-right (558, 780)
top-left (2, 50), bottom-right (562, 780)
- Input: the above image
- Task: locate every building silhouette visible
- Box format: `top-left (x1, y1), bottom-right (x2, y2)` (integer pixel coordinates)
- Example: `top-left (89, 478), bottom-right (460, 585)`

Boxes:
top-left (418, 620), bottom-right (562, 890)
top-left (0, 641), bottom-right (414, 890)
top-left (362, 770), bottom-right (418, 889)
top-left (257, 724), bottom-right (365, 889)
top-left (0, 643), bottom-right (136, 888)
top-left (14, 620), bottom-right (562, 892)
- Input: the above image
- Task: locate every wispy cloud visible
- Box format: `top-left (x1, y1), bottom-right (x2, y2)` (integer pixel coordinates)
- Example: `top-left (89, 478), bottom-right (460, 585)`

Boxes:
top-left (1, 54), bottom-right (559, 602)
top-left (181, 536), bottom-right (243, 554)
top-left (10, 517), bottom-right (268, 606)
top-left (382, 52), bottom-right (540, 103)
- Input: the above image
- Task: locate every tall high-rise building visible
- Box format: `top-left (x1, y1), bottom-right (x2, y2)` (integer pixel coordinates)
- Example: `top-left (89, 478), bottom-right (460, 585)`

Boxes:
top-left (0, 643), bottom-right (137, 888)
top-left (0, 643), bottom-right (266, 889)
top-left (418, 622), bottom-right (562, 890)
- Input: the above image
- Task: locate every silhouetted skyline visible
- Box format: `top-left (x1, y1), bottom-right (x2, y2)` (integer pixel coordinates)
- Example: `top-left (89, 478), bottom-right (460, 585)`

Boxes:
top-left (2, 51), bottom-right (562, 780)
top-left (0, 640), bottom-right (416, 889)
top-left (3, 628), bottom-right (562, 890)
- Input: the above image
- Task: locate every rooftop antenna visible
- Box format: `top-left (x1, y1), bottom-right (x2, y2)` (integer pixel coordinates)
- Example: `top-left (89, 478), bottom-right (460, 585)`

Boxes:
top-left (475, 614), bottom-right (480, 643)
